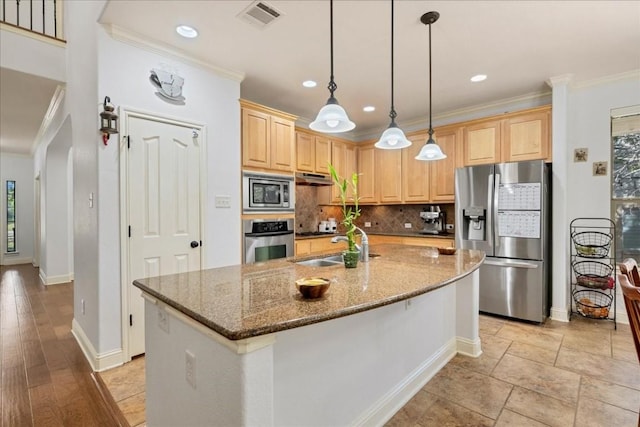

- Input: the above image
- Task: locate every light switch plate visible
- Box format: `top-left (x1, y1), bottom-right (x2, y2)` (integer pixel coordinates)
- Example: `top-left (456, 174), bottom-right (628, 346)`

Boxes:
top-left (446, 224), bottom-right (454, 230)
top-left (404, 223), bottom-right (412, 229)
top-left (364, 222), bottom-right (371, 228)
top-left (215, 195), bottom-right (231, 208)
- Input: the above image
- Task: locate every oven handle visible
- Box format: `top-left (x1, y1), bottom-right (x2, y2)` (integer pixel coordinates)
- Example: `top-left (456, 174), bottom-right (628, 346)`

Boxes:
top-left (245, 230), bottom-right (294, 237)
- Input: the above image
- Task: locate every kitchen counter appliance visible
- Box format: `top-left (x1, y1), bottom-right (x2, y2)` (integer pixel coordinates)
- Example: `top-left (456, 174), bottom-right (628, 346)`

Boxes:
top-left (243, 218), bottom-right (294, 264)
top-left (243, 171), bottom-right (294, 213)
top-left (420, 206), bottom-right (446, 234)
top-left (455, 160), bottom-right (551, 322)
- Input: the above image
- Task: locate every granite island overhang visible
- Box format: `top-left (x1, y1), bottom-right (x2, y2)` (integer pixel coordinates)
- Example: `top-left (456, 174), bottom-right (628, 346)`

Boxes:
top-left (134, 244), bottom-right (485, 426)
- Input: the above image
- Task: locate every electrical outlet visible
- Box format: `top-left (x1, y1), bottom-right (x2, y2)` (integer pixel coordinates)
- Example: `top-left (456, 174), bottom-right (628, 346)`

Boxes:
top-left (364, 222), bottom-right (371, 228)
top-left (158, 307), bottom-right (169, 333)
top-left (215, 195), bottom-right (231, 208)
top-left (446, 224), bottom-right (454, 230)
top-left (81, 299), bottom-right (85, 315)
top-left (185, 350), bottom-right (196, 389)
top-left (404, 223), bottom-right (412, 229)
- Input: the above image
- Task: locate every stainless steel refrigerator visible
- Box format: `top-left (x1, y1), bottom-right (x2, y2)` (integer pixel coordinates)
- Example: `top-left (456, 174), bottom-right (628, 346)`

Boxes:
top-left (455, 160), bottom-right (551, 322)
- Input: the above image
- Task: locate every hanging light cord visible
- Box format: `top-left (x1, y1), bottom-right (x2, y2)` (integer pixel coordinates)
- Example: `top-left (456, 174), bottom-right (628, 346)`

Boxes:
top-left (389, 0), bottom-right (397, 124)
top-left (428, 19), bottom-right (434, 140)
top-left (328, 0), bottom-right (337, 98)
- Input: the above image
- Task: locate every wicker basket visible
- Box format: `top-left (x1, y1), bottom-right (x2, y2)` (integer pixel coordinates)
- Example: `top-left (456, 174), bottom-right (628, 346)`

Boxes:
top-left (571, 231), bottom-right (612, 258)
top-left (573, 289), bottom-right (612, 319)
top-left (572, 261), bottom-right (614, 289)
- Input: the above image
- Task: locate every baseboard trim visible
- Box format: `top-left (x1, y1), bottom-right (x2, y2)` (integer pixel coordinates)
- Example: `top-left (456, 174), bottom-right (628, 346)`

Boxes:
top-left (457, 336), bottom-right (482, 357)
top-left (39, 270), bottom-right (74, 286)
top-left (1, 256), bottom-right (32, 266)
top-left (352, 337), bottom-right (456, 426)
top-left (550, 307), bottom-right (570, 322)
top-left (72, 318), bottom-right (124, 372)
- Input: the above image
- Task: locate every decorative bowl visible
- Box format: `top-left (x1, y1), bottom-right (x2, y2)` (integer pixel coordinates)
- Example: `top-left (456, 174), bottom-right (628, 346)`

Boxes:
top-left (295, 277), bottom-right (331, 299)
top-left (437, 247), bottom-right (457, 255)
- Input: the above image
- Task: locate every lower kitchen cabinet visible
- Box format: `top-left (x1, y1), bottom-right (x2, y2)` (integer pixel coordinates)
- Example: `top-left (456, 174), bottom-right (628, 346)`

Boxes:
top-left (295, 237), bottom-right (338, 256)
top-left (367, 234), bottom-right (454, 248)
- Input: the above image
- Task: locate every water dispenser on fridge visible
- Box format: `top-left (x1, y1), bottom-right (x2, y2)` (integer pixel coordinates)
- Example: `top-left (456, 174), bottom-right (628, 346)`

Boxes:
top-left (462, 207), bottom-right (486, 241)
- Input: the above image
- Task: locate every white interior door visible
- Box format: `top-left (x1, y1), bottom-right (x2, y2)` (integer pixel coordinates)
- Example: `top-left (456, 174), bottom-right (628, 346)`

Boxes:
top-left (127, 115), bottom-right (201, 357)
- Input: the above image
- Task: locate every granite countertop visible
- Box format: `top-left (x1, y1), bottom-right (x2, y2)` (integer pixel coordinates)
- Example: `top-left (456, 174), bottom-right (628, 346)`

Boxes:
top-left (295, 231), bottom-right (454, 240)
top-left (133, 244), bottom-right (484, 341)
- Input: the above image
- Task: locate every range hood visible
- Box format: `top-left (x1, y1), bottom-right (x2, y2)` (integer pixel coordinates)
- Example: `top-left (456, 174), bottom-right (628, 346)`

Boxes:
top-left (295, 172), bottom-right (333, 186)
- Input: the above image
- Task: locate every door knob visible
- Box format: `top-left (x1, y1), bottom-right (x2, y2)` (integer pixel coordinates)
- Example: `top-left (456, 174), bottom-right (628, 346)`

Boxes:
top-left (190, 241), bottom-right (200, 248)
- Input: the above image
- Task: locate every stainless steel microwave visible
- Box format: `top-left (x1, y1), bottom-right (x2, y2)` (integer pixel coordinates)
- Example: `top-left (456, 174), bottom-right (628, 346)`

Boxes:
top-left (242, 171), bottom-right (295, 213)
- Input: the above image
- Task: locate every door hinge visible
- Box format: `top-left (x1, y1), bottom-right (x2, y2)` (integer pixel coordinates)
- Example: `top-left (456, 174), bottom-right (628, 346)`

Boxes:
top-left (200, 240), bottom-right (203, 246)
top-left (126, 135), bottom-right (130, 149)
top-left (129, 314), bottom-right (133, 326)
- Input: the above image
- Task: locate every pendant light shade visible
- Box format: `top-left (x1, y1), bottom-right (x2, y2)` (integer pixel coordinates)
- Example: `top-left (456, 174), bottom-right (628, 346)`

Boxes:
top-left (415, 11), bottom-right (446, 161)
top-left (310, 0), bottom-right (355, 134)
top-left (375, 0), bottom-right (410, 150)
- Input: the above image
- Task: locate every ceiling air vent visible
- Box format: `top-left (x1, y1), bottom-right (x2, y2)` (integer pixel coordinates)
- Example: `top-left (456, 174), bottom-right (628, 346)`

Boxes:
top-left (238, 1), bottom-right (283, 29)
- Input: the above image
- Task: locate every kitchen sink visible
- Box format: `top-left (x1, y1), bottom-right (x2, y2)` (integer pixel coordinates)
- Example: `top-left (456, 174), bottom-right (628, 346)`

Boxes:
top-left (294, 253), bottom-right (379, 267)
top-left (295, 254), bottom-right (343, 267)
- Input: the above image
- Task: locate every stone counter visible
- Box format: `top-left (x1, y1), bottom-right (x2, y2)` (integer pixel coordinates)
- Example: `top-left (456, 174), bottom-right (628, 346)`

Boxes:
top-left (133, 244), bottom-right (484, 340)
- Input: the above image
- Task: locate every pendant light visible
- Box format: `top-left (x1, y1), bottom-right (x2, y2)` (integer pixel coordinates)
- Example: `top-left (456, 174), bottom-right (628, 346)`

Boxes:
top-left (310, 0), bottom-right (355, 133)
top-left (375, 0), bottom-right (411, 149)
top-left (415, 11), bottom-right (446, 161)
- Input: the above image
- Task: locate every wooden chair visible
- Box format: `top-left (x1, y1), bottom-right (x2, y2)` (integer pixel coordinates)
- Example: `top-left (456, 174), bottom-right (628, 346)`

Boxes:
top-left (619, 258), bottom-right (640, 287)
top-left (618, 273), bottom-right (640, 363)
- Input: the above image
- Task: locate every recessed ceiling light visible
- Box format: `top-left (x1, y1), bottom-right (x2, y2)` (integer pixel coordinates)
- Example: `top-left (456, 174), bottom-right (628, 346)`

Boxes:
top-left (363, 106), bottom-right (375, 112)
top-left (176, 25), bottom-right (198, 38)
top-left (470, 74), bottom-right (487, 83)
top-left (302, 80), bottom-right (317, 88)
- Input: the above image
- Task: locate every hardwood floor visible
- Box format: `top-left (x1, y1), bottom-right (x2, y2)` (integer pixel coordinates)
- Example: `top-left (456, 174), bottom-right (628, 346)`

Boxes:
top-left (0, 264), bottom-right (119, 427)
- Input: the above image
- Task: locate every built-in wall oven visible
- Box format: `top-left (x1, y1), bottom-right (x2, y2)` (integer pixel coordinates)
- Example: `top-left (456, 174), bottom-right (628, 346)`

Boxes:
top-left (242, 171), bottom-right (294, 213)
top-left (243, 218), bottom-right (294, 264)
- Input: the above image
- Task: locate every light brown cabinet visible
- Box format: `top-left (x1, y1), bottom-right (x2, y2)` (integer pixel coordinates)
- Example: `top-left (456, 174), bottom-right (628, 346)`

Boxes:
top-left (357, 145), bottom-right (376, 204)
top-left (318, 140), bottom-right (357, 204)
top-left (376, 147), bottom-right (403, 203)
top-left (295, 237), bottom-right (338, 256)
top-left (402, 132), bottom-right (431, 202)
top-left (462, 105), bottom-right (551, 166)
top-left (295, 129), bottom-right (331, 175)
top-left (241, 100), bottom-right (297, 173)
top-left (367, 234), bottom-right (454, 248)
top-left (429, 126), bottom-right (461, 202)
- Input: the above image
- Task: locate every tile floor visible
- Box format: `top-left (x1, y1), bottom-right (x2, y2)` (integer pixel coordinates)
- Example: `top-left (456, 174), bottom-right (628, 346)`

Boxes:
top-left (102, 315), bottom-right (640, 426)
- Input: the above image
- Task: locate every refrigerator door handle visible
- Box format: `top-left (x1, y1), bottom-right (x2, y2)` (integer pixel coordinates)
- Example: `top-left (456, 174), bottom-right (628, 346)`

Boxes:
top-left (484, 259), bottom-right (539, 269)
top-left (487, 174), bottom-right (494, 249)
top-left (493, 173), bottom-right (500, 249)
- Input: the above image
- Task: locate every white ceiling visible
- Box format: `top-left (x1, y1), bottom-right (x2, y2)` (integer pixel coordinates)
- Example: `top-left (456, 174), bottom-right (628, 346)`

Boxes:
top-left (100, 0), bottom-right (640, 140)
top-left (1, 1), bottom-right (639, 156)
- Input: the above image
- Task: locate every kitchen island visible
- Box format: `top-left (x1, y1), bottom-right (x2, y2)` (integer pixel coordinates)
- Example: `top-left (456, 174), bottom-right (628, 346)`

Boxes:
top-left (134, 244), bottom-right (484, 426)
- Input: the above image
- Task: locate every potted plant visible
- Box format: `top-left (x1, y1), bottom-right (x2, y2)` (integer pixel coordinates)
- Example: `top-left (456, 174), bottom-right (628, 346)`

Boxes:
top-left (328, 164), bottom-right (361, 268)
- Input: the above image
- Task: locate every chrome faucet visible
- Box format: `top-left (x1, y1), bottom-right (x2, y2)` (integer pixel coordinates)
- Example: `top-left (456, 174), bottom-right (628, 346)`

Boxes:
top-left (331, 227), bottom-right (369, 262)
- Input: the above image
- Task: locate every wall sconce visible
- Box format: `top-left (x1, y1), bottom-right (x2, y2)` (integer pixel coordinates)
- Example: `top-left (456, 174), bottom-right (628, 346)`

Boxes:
top-left (99, 96), bottom-right (118, 145)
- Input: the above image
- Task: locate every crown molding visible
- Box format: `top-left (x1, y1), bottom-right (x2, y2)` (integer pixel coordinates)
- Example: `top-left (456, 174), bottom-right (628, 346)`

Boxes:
top-left (572, 69), bottom-right (640, 90)
top-left (102, 24), bottom-right (245, 83)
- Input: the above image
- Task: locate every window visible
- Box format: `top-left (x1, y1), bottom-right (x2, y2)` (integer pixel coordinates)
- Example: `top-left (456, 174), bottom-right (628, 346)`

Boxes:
top-left (6, 180), bottom-right (16, 253)
top-left (612, 114), bottom-right (640, 199)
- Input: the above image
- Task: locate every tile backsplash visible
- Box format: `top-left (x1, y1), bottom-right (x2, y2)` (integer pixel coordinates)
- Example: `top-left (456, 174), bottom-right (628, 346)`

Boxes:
top-left (295, 186), bottom-right (455, 234)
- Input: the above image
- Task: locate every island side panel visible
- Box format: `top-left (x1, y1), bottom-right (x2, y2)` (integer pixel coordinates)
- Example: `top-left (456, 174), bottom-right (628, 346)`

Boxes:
top-left (455, 269), bottom-right (482, 356)
top-left (273, 284), bottom-right (457, 427)
top-left (144, 298), bottom-right (275, 427)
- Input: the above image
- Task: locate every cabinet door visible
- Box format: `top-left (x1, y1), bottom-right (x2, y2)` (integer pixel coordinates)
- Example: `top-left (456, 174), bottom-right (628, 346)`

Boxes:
top-left (463, 120), bottom-right (501, 166)
top-left (402, 237), bottom-right (454, 248)
top-left (315, 136), bottom-right (331, 175)
top-left (295, 240), bottom-right (312, 256)
top-left (270, 116), bottom-right (295, 172)
top-left (345, 143), bottom-right (357, 201)
top-left (296, 131), bottom-right (315, 172)
top-left (358, 145), bottom-right (376, 204)
top-left (377, 149), bottom-right (403, 203)
top-left (430, 127), bottom-right (460, 202)
top-left (242, 108), bottom-right (270, 169)
top-left (402, 132), bottom-right (430, 203)
top-left (502, 110), bottom-right (550, 162)
top-left (310, 237), bottom-right (337, 254)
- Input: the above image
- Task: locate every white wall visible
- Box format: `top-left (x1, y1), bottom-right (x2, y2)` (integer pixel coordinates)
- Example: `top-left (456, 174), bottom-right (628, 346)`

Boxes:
top-left (0, 153), bottom-right (34, 265)
top-left (0, 27), bottom-right (66, 82)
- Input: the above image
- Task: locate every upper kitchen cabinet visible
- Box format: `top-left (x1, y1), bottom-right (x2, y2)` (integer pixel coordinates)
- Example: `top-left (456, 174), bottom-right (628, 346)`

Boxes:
top-left (318, 139), bottom-right (357, 204)
top-left (357, 144), bottom-right (376, 204)
top-left (430, 125), bottom-right (461, 202)
top-left (463, 119), bottom-right (502, 166)
top-left (241, 100), bottom-right (297, 173)
top-left (502, 106), bottom-right (551, 162)
top-left (295, 129), bottom-right (331, 175)
top-left (402, 132), bottom-right (431, 203)
top-left (462, 105), bottom-right (551, 166)
top-left (377, 146), bottom-right (403, 203)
